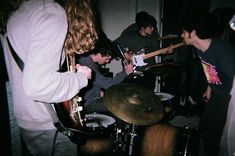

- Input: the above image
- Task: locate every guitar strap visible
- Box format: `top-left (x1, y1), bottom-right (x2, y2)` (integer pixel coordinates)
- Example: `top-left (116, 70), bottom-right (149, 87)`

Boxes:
top-left (6, 36), bottom-right (72, 136)
top-left (6, 38), bottom-right (24, 71)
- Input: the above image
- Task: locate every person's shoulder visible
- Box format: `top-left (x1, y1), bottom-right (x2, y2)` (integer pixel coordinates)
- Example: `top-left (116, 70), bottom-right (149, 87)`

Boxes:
top-left (121, 23), bottom-right (138, 35)
top-left (78, 55), bottom-right (92, 63)
top-left (32, 1), bottom-right (67, 31)
top-left (213, 37), bottom-right (234, 48)
top-left (121, 30), bottom-right (139, 38)
top-left (115, 30), bottom-right (138, 43)
top-left (212, 38), bottom-right (235, 57)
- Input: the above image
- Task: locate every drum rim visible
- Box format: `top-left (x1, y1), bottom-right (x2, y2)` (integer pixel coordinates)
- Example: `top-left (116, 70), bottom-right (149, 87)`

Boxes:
top-left (154, 92), bottom-right (174, 101)
top-left (84, 113), bottom-right (116, 128)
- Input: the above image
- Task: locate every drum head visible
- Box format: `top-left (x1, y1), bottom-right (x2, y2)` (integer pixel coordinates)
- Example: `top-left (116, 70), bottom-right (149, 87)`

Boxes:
top-left (85, 113), bottom-right (116, 128)
top-left (155, 92), bottom-right (174, 101)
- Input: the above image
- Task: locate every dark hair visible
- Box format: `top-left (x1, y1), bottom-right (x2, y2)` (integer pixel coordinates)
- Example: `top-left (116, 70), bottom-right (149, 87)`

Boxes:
top-left (90, 46), bottom-right (112, 57)
top-left (0, 0), bottom-right (24, 34)
top-left (136, 11), bottom-right (157, 29)
top-left (0, 0), bottom-right (98, 54)
top-left (89, 29), bottom-right (120, 58)
top-left (212, 7), bottom-right (235, 40)
top-left (181, 9), bottom-right (217, 39)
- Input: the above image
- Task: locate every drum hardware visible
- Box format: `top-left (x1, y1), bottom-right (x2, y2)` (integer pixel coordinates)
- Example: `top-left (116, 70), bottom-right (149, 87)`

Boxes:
top-left (144, 62), bottom-right (184, 76)
top-left (103, 83), bottom-right (164, 125)
top-left (113, 123), bottom-right (139, 156)
top-left (129, 70), bottom-right (144, 79)
top-left (83, 117), bottom-right (105, 133)
top-left (128, 124), bottom-right (138, 156)
top-left (176, 126), bottom-right (200, 156)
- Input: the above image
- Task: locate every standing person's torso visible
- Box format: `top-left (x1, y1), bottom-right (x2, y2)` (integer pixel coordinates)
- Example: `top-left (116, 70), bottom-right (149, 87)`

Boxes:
top-left (5, 0), bottom-right (69, 130)
top-left (115, 30), bottom-right (160, 54)
top-left (197, 38), bottom-right (235, 95)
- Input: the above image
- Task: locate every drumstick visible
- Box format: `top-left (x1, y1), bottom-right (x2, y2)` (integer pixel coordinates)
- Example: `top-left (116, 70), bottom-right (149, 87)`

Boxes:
top-left (116, 44), bottom-right (131, 65)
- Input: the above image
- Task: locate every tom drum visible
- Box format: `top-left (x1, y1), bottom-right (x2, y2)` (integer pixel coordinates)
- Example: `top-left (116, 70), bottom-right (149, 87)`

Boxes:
top-left (140, 124), bottom-right (200, 156)
top-left (79, 113), bottom-right (116, 155)
top-left (155, 92), bottom-right (175, 119)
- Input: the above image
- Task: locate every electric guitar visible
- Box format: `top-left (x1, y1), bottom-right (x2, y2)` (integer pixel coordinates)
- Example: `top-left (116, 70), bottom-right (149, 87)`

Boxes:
top-left (54, 54), bottom-right (84, 129)
top-left (132, 42), bottom-right (185, 67)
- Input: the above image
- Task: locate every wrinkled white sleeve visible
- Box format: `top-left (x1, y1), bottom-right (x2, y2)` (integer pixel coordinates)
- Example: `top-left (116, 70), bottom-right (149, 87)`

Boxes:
top-left (22, 5), bottom-right (88, 103)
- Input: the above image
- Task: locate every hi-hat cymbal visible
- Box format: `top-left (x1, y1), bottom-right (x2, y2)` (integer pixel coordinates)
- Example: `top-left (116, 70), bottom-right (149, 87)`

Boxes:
top-left (103, 83), bottom-right (164, 125)
top-left (144, 62), bottom-right (184, 76)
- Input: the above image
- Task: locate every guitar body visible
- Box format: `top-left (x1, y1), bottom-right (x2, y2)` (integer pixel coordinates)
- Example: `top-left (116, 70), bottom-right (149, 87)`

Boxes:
top-left (132, 54), bottom-right (148, 67)
top-left (54, 53), bottom-right (84, 129)
top-left (54, 97), bottom-right (84, 129)
top-left (54, 101), bottom-right (74, 128)
top-left (131, 42), bottom-right (185, 67)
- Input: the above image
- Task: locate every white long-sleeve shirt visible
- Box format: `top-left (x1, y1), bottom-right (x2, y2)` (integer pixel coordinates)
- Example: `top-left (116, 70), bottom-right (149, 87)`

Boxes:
top-left (3, 0), bottom-right (88, 130)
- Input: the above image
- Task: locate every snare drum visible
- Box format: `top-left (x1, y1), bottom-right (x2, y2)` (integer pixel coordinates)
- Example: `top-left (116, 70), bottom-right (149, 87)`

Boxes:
top-left (79, 113), bottom-right (116, 155)
top-left (84, 113), bottom-right (116, 135)
top-left (155, 92), bottom-right (175, 119)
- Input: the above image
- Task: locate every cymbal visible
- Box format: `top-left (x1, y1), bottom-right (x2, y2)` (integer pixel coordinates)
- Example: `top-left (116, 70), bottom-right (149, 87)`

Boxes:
top-left (103, 83), bottom-right (164, 125)
top-left (144, 62), bottom-right (184, 76)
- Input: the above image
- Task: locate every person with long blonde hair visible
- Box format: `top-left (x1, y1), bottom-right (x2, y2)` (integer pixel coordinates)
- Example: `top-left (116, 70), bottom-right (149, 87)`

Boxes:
top-left (0, 0), bottom-right (98, 155)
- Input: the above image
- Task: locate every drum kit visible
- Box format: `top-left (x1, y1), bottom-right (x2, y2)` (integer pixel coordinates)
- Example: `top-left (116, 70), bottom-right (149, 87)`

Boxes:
top-left (63, 62), bottom-right (199, 156)
top-left (79, 83), bottom-right (165, 156)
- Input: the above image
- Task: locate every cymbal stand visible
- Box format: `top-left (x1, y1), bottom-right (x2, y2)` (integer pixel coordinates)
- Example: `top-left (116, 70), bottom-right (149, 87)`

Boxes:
top-left (128, 124), bottom-right (138, 156)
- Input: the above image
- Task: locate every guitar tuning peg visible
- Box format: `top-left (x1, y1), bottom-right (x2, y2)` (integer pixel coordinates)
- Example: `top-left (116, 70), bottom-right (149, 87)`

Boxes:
top-left (75, 96), bottom-right (82, 102)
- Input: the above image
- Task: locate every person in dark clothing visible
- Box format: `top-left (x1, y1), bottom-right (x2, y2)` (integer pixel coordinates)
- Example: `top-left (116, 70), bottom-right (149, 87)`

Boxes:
top-left (181, 9), bottom-right (235, 156)
top-left (121, 11), bottom-right (160, 39)
top-left (114, 11), bottom-right (160, 72)
top-left (212, 7), bottom-right (235, 45)
top-left (77, 46), bottom-right (133, 113)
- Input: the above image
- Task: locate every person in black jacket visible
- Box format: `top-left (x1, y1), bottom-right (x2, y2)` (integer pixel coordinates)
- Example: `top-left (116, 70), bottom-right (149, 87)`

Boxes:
top-left (181, 9), bottom-right (235, 156)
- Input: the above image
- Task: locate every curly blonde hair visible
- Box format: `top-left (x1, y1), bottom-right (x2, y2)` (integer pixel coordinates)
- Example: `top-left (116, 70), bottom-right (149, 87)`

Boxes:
top-left (1, 0), bottom-right (98, 54)
top-left (64, 0), bottom-right (98, 55)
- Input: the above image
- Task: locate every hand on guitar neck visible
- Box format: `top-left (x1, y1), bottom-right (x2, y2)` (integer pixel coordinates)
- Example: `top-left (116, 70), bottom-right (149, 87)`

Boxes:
top-left (132, 42), bottom-right (185, 67)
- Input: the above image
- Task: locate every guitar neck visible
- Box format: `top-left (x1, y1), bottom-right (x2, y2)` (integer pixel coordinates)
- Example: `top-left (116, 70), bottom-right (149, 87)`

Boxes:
top-left (143, 42), bottom-right (185, 60)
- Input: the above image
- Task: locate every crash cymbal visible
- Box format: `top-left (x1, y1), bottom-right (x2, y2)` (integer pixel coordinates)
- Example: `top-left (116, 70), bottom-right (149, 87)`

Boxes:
top-left (144, 62), bottom-right (184, 76)
top-left (103, 83), bottom-right (164, 125)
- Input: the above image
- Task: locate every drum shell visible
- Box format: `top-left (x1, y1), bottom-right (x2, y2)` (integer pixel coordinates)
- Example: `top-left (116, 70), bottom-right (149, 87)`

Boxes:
top-left (140, 124), bottom-right (200, 156)
top-left (140, 124), bottom-right (179, 156)
top-left (162, 97), bottom-right (175, 119)
top-left (78, 113), bottom-right (116, 156)
top-left (79, 136), bottom-right (114, 156)
top-left (155, 92), bottom-right (175, 120)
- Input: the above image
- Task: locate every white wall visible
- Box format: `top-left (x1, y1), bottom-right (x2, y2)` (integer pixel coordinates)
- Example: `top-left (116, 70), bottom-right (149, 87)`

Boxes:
top-left (97, 0), bottom-right (136, 40)
top-left (97, 0), bottom-right (162, 40)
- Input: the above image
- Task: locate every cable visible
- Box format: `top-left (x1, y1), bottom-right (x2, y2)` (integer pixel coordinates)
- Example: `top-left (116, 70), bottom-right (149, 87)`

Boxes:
top-left (51, 130), bottom-right (59, 156)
